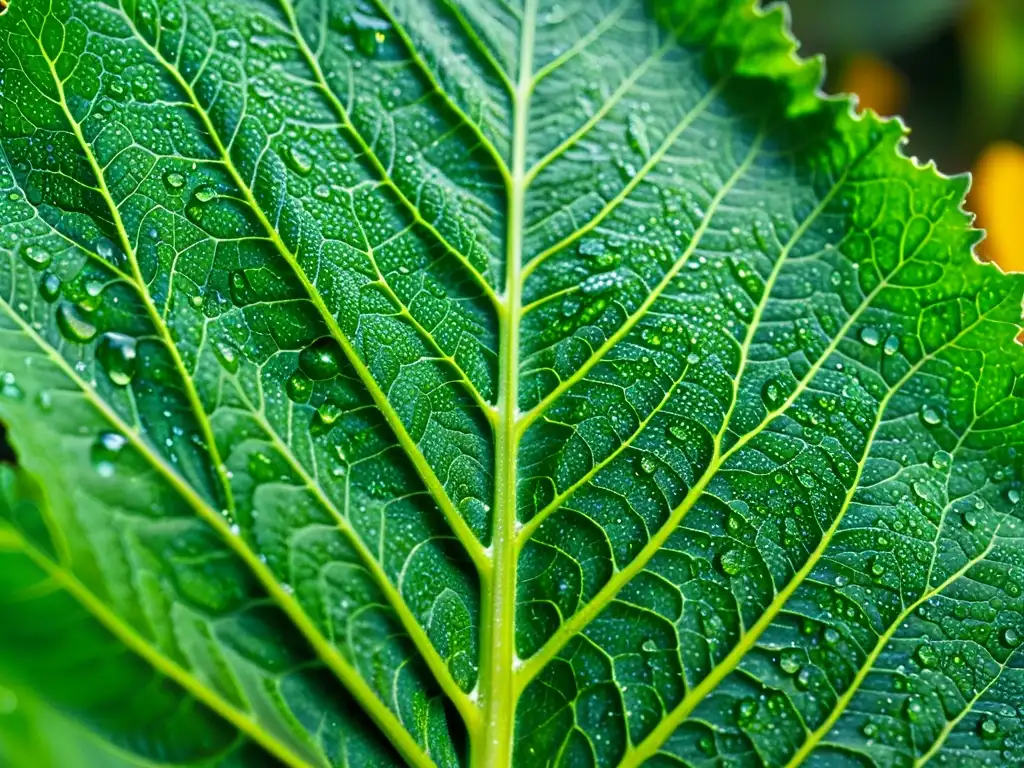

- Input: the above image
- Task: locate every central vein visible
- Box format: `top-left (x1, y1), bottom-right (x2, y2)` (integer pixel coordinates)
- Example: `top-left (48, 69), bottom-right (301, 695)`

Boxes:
top-left (475, 1), bottom-right (537, 765)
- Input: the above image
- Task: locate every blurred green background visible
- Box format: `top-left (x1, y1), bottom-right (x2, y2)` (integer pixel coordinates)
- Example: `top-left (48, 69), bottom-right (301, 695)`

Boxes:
top-left (790, 0), bottom-right (1024, 272)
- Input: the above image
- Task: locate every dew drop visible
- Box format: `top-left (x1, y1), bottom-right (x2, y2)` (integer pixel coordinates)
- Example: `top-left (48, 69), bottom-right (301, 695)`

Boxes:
top-left (213, 341), bottom-right (239, 374)
top-left (1002, 627), bottom-right (1021, 647)
top-left (163, 170), bottom-right (185, 190)
top-left (97, 332), bottom-right (137, 387)
top-left (915, 643), bottom-right (939, 668)
top-left (284, 145), bottom-right (314, 175)
top-left (286, 371), bottom-right (313, 403)
top-left (39, 272), bottom-right (62, 302)
top-left (931, 450), bottom-right (951, 470)
top-left (883, 334), bottom-right (900, 356)
top-left (300, 338), bottom-right (342, 379)
top-left (919, 404), bottom-right (942, 426)
top-left (719, 549), bottom-right (746, 576)
top-left (92, 431), bottom-right (127, 478)
top-left (860, 326), bottom-right (880, 347)
top-left (962, 509), bottom-right (978, 529)
top-left (21, 245), bottom-right (51, 270)
top-left (56, 302), bottom-right (97, 343)
top-left (641, 639), bottom-right (658, 652)
top-left (823, 628), bottom-right (841, 646)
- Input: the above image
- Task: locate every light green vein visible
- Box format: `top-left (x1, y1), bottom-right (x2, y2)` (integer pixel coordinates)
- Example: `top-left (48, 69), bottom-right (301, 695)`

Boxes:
top-left (523, 34), bottom-right (677, 186)
top-left (0, 524), bottom-right (323, 768)
top-left (35, 30), bottom-right (237, 535)
top-left (516, 190), bottom-right (961, 687)
top-left (435, 0), bottom-right (517, 95)
top-left (370, 0), bottom-right (512, 182)
top-left (473, 1), bottom-right (537, 764)
top-left (117, 7), bottom-right (488, 583)
top-left (516, 359), bottom-right (692, 545)
top-left (530, 0), bottom-right (632, 88)
top-left (620, 306), bottom-right (994, 766)
top-left (231, 387), bottom-right (480, 727)
top-left (516, 125), bottom-right (761, 436)
top-left (913, 651), bottom-right (1018, 767)
top-left (785, 525), bottom-right (1012, 768)
top-left (284, 0), bottom-right (504, 311)
top-left (0, 300), bottom-right (435, 768)
top-left (521, 75), bottom-right (728, 278)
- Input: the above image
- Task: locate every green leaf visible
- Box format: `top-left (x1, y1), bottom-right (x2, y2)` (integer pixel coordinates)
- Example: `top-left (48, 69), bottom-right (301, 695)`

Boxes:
top-left (1, 0), bottom-right (1023, 766)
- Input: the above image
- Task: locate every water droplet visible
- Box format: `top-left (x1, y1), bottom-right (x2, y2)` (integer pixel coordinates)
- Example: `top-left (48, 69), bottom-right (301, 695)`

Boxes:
top-left (284, 145), bottom-right (313, 175)
top-left (719, 549), bottom-right (746, 576)
top-left (163, 170), bottom-right (185, 190)
top-left (795, 667), bottom-right (812, 690)
top-left (735, 698), bottom-right (758, 726)
top-left (916, 643), bottom-right (939, 668)
top-left (1009, 489), bottom-right (1021, 505)
top-left (92, 431), bottom-right (127, 477)
top-left (213, 341), bottom-right (239, 374)
top-left (931, 450), bottom-right (951, 470)
top-left (317, 400), bottom-right (342, 424)
top-left (313, 183), bottom-right (331, 199)
top-left (779, 650), bottom-right (801, 674)
top-left (300, 338), bottom-right (342, 380)
top-left (641, 639), bottom-right (658, 652)
top-left (286, 371), bottom-right (313, 403)
top-left (905, 697), bottom-right (924, 721)
top-left (56, 302), bottom-right (97, 343)
top-left (194, 186), bottom-right (216, 203)
top-left (980, 717), bottom-right (999, 736)
top-left (870, 555), bottom-right (886, 578)
top-left (639, 455), bottom-right (658, 475)
top-left (21, 245), bottom-right (50, 270)
top-left (823, 628), bottom-right (841, 646)
top-left (39, 272), bottom-right (62, 302)
top-left (686, 352), bottom-right (700, 365)
top-left (1002, 627), bottom-right (1021, 647)
top-left (860, 327), bottom-right (880, 347)
top-left (761, 378), bottom-right (784, 408)
top-left (962, 509), bottom-right (978, 529)
top-left (97, 332), bottom-right (137, 387)
top-left (919, 404), bottom-right (942, 426)
top-left (883, 335), bottom-right (900, 356)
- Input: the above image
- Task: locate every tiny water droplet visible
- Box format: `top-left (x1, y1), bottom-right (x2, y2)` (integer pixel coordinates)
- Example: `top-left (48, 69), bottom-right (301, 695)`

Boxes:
top-left (92, 431), bottom-right (127, 478)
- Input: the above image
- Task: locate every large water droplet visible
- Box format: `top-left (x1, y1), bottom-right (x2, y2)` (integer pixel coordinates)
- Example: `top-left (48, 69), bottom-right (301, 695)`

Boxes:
top-left (39, 273), bottom-right (62, 302)
top-left (882, 335), bottom-right (900, 356)
top-left (21, 245), bottom-right (51, 270)
top-left (284, 145), bottom-right (313, 175)
top-left (56, 302), bottom-right (97, 343)
top-left (919, 404), bottom-right (942, 426)
top-left (97, 332), bottom-right (137, 387)
top-left (860, 326), bottom-right (880, 347)
top-left (779, 650), bottom-right (802, 674)
top-left (1002, 627), bottom-right (1021, 647)
top-left (916, 643), bottom-right (939, 668)
top-left (719, 549), bottom-right (746, 576)
top-left (735, 698), bottom-right (758, 726)
top-left (300, 338), bottom-right (343, 380)
top-left (163, 170), bottom-right (185, 191)
top-left (286, 371), bottom-right (313, 403)
top-left (931, 450), bottom-right (952, 470)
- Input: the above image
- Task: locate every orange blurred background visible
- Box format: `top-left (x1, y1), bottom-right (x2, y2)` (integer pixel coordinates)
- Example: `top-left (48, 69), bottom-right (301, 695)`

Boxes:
top-left (792, 0), bottom-right (1024, 272)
